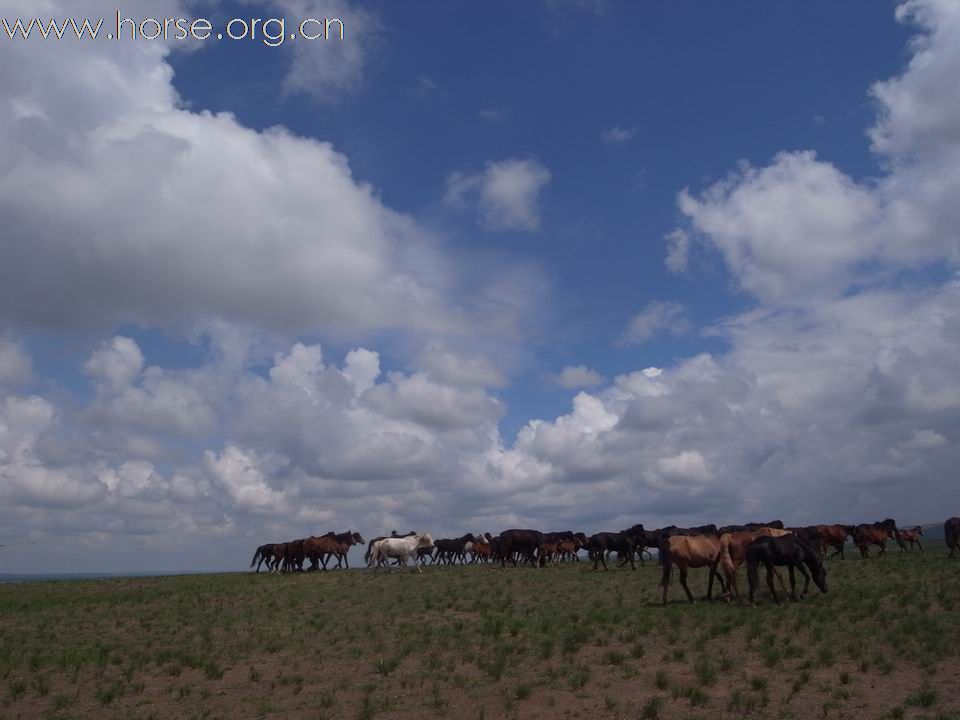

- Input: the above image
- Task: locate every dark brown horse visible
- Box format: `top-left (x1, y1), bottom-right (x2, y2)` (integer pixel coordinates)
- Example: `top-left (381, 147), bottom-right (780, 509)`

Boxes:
top-left (250, 543), bottom-right (277, 572)
top-left (496, 529), bottom-right (542, 567)
top-left (854, 518), bottom-right (896, 558)
top-left (894, 526), bottom-right (923, 552)
top-left (945, 517), bottom-right (960, 557)
top-left (746, 535), bottom-right (827, 604)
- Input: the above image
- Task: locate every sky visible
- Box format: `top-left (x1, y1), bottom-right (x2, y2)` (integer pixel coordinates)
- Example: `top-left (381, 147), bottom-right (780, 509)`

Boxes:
top-left (2, 0), bottom-right (960, 573)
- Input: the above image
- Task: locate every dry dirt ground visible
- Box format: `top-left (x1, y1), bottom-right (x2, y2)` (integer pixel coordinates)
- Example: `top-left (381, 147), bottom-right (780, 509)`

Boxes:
top-left (1, 547), bottom-right (958, 720)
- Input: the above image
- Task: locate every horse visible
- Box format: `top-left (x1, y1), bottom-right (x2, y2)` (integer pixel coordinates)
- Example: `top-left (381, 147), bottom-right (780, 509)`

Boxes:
top-left (496, 529), bottom-right (542, 568)
top-left (250, 543), bottom-right (277, 572)
top-left (715, 528), bottom-right (792, 601)
top-left (270, 543), bottom-right (287, 573)
top-left (854, 518), bottom-right (896, 558)
top-left (302, 532), bottom-right (337, 570)
top-left (786, 526), bottom-right (821, 555)
top-left (746, 535), bottom-right (827, 604)
top-left (323, 531), bottom-right (365, 569)
top-left (587, 527), bottom-right (645, 571)
top-left (658, 533), bottom-right (723, 605)
top-left (894, 526), bottom-right (923, 552)
top-left (815, 524), bottom-right (854, 559)
top-left (433, 534), bottom-right (477, 565)
top-left (368, 533), bottom-right (434, 573)
top-left (946, 517), bottom-right (960, 557)
top-left (281, 539), bottom-right (307, 572)
top-left (364, 531), bottom-right (416, 566)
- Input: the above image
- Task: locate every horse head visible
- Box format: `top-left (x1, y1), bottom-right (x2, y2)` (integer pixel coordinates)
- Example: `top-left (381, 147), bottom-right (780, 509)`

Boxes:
top-left (352, 531), bottom-right (365, 544)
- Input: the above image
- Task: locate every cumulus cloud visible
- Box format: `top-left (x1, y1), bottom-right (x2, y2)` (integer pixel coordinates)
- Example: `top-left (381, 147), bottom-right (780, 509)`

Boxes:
top-left (672, 1), bottom-right (960, 305)
top-left (620, 300), bottom-right (690, 345)
top-left (6, 0), bottom-right (960, 573)
top-left (550, 365), bottom-right (606, 389)
top-left (445, 158), bottom-right (552, 232)
top-left (0, 0), bottom-right (533, 341)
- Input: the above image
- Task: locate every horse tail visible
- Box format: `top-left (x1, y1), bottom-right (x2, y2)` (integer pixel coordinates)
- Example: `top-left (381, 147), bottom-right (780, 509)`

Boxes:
top-left (250, 548), bottom-right (260, 568)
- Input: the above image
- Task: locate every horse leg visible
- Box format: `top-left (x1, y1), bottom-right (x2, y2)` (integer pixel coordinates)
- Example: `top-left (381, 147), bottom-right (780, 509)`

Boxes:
top-left (765, 562), bottom-right (779, 604)
top-left (678, 564), bottom-right (695, 604)
top-left (659, 560), bottom-right (671, 606)
top-left (788, 566), bottom-right (797, 601)
top-left (707, 561), bottom-right (718, 601)
top-left (916, 539), bottom-right (923, 552)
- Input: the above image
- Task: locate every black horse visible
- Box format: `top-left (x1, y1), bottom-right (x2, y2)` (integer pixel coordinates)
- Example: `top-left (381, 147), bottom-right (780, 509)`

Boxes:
top-left (433, 533), bottom-right (477, 565)
top-left (946, 517), bottom-right (960, 558)
top-left (746, 535), bottom-right (827, 604)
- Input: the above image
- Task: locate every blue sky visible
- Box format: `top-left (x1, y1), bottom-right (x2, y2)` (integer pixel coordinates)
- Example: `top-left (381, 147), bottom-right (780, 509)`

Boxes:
top-left (2, 0), bottom-right (960, 572)
top-left (166, 0), bottom-right (911, 439)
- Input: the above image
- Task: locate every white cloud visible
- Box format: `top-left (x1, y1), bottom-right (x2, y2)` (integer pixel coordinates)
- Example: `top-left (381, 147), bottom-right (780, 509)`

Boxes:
top-left (551, 365), bottom-right (606, 389)
top-left (602, 125), bottom-right (638, 144)
top-left (273, 0), bottom-right (381, 101)
top-left (665, 229), bottom-right (691, 274)
top-left (620, 300), bottom-right (690, 345)
top-left (446, 158), bottom-right (552, 232)
top-left (418, 341), bottom-right (507, 388)
top-left (0, 0), bottom-right (531, 341)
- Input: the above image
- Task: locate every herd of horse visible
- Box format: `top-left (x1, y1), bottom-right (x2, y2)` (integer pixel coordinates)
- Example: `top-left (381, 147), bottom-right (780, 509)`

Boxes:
top-left (250, 516), bottom-right (960, 605)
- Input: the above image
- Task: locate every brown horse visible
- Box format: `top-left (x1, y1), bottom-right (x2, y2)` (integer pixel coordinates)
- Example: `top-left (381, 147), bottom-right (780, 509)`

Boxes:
top-left (946, 517), bottom-right (960, 558)
top-left (303, 531), bottom-right (364, 570)
top-left (854, 518), bottom-right (896, 558)
top-left (715, 528), bottom-right (790, 601)
top-left (658, 534), bottom-right (723, 605)
top-left (815, 524), bottom-right (854, 559)
top-left (894, 526), bottom-right (923, 552)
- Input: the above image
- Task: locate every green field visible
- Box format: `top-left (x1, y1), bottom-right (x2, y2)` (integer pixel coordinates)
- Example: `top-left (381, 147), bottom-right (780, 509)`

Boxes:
top-left (1, 550), bottom-right (958, 720)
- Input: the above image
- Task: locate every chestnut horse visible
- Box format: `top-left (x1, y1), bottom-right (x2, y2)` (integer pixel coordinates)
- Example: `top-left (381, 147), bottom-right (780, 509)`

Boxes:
top-left (944, 517), bottom-right (960, 557)
top-left (815, 524), bottom-right (854, 559)
top-left (894, 526), bottom-right (923, 552)
top-left (854, 518), bottom-right (896, 558)
top-left (658, 533), bottom-right (723, 605)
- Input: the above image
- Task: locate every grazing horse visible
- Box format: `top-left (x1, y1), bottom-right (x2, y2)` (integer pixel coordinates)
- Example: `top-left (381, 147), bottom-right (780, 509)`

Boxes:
top-left (894, 526), bottom-right (924, 552)
top-left (658, 534), bottom-right (723, 605)
top-left (946, 517), bottom-right (960, 557)
top-left (746, 535), bottom-right (827, 604)
top-left (433, 534), bottom-right (477, 565)
top-left (815, 524), bottom-right (854, 559)
top-left (368, 533), bottom-right (434, 573)
top-left (854, 518), bottom-right (896, 558)
top-left (716, 528), bottom-right (791, 601)
top-left (250, 543), bottom-right (277, 572)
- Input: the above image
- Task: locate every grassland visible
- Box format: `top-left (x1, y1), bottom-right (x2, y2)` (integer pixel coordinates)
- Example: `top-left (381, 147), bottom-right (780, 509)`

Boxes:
top-left (1, 549), bottom-right (958, 720)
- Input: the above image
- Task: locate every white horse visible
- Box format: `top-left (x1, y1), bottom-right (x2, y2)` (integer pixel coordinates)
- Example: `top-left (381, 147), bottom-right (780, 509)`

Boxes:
top-left (368, 533), bottom-right (433, 572)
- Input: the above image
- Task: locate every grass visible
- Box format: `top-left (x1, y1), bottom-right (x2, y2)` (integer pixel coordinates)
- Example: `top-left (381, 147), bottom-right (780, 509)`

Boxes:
top-left (0, 548), bottom-right (957, 718)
